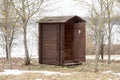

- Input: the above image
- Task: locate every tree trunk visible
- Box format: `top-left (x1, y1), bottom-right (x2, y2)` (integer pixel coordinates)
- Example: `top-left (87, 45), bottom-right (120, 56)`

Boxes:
top-left (98, 31), bottom-right (104, 61)
top-left (106, 0), bottom-right (113, 64)
top-left (100, 34), bottom-right (104, 61)
top-left (107, 28), bottom-right (111, 64)
top-left (6, 45), bottom-right (9, 60)
top-left (100, 45), bottom-right (104, 61)
top-left (23, 26), bottom-right (30, 65)
top-left (95, 40), bottom-right (99, 72)
top-left (107, 11), bottom-right (111, 64)
top-left (95, 27), bottom-right (100, 72)
top-left (7, 45), bottom-right (12, 69)
top-left (6, 33), bottom-right (12, 69)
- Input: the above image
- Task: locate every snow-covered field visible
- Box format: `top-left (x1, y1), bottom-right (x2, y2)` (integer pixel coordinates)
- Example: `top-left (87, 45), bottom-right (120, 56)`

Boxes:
top-left (0, 69), bottom-right (72, 76)
top-left (103, 71), bottom-right (120, 76)
top-left (86, 55), bottom-right (120, 60)
top-left (0, 69), bottom-right (119, 78)
top-left (0, 54), bottom-right (120, 61)
top-left (0, 52), bottom-right (38, 58)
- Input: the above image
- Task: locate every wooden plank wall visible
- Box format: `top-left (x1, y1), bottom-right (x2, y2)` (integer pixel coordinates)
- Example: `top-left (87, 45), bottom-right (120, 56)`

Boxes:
top-left (73, 22), bottom-right (86, 62)
top-left (41, 24), bottom-right (59, 65)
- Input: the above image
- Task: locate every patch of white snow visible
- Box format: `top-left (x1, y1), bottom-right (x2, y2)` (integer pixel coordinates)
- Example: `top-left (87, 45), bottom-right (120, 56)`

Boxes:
top-left (0, 70), bottom-right (25, 75)
top-left (96, 78), bottom-right (102, 80)
top-left (103, 71), bottom-right (112, 74)
top-left (116, 78), bottom-right (120, 80)
top-left (112, 73), bottom-right (120, 76)
top-left (103, 71), bottom-right (120, 76)
top-left (35, 79), bottom-right (42, 80)
top-left (0, 69), bottom-right (72, 76)
top-left (87, 55), bottom-right (120, 60)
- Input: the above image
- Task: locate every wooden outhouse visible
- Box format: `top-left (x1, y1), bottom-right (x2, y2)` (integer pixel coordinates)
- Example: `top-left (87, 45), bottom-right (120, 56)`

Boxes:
top-left (38, 16), bottom-right (86, 66)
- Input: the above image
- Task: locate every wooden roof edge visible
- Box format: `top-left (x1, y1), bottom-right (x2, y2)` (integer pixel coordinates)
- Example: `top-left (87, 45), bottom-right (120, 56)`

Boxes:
top-left (37, 15), bottom-right (86, 23)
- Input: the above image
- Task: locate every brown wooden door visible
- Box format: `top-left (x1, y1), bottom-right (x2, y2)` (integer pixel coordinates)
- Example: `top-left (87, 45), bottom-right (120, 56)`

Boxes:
top-left (41, 24), bottom-right (59, 65)
top-left (73, 23), bottom-right (86, 62)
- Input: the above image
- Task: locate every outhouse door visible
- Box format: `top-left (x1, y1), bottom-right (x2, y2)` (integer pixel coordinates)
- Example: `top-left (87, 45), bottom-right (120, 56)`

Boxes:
top-left (73, 23), bottom-right (86, 62)
top-left (41, 24), bottom-right (59, 65)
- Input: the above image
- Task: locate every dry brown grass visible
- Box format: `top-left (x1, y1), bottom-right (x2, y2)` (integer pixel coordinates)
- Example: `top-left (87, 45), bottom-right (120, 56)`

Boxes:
top-left (0, 58), bottom-right (120, 80)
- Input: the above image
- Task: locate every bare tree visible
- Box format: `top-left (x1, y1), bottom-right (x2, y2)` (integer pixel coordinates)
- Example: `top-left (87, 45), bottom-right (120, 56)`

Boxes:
top-left (103, 0), bottom-right (115, 64)
top-left (11, 0), bottom-right (43, 65)
top-left (75, 0), bottom-right (107, 72)
top-left (0, 0), bottom-right (19, 68)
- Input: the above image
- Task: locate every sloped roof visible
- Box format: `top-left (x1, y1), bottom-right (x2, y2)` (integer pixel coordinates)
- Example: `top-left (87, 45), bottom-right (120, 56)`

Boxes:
top-left (38, 16), bottom-right (85, 23)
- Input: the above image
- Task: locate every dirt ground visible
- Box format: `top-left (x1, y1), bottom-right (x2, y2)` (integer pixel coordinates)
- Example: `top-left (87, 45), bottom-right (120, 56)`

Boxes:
top-left (0, 58), bottom-right (120, 80)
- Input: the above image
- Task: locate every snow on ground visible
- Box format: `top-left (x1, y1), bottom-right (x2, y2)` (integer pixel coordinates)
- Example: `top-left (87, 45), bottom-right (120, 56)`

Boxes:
top-left (0, 54), bottom-right (38, 58)
top-left (103, 70), bottom-right (120, 76)
top-left (0, 69), bottom-right (72, 76)
top-left (0, 55), bottom-right (120, 60)
top-left (86, 55), bottom-right (120, 60)
top-left (0, 70), bottom-right (25, 75)
top-left (35, 79), bottom-right (42, 80)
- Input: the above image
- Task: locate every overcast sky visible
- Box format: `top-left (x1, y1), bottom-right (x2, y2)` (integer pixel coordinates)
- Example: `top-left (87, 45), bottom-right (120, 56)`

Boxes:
top-left (43, 0), bottom-right (120, 17)
top-left (44, 0), bottom-right (90, 17)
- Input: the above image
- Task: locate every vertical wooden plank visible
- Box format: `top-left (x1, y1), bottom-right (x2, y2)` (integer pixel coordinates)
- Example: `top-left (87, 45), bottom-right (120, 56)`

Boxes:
top-left (58, 23), bottom-right (60, 65)
top-left (57, 23), bottom-right (60, 66)
top-left (38, 23), bottom-right (42, 63)
top-left (61, 24), bottom-right (65, 66)
top-left (58, 23), bottom-right (64, 66)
